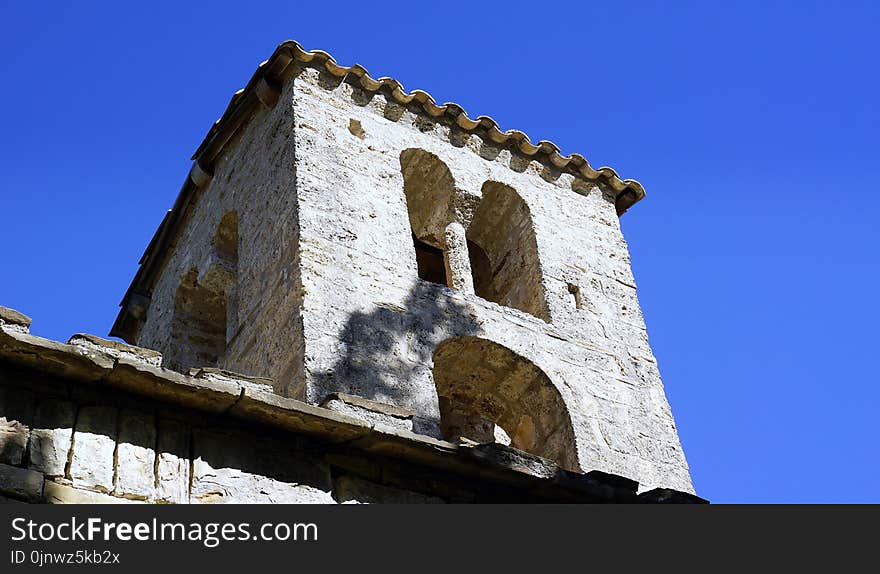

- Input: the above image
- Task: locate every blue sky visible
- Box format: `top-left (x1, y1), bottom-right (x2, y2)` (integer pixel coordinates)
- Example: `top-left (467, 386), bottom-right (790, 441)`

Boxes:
top-left (1, 1), bottom-right (877, 503)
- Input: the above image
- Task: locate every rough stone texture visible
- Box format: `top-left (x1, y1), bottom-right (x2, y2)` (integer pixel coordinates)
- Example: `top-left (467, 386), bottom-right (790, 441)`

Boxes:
top-left (334, 474), bottom-right (444, 504)
top-left (126, 60), bottom-right (693, 493)
top-left (114, 409), bottom-right (156, 500)
top-left (443, 222), bottom-right (475, 294)
top-left (0, 306), bottom-right (32, 332)
top-left (0, 348), bottom-right (701, 503)
top-left (321, 392), bottom-right (414, 433)
top-left (69, 406), bottom-right (117, 492)
top-left (0, 327), bottom-right (114, 382)
top-left (0, 462), bottom-right (43, 502)
top-left (44, 481), bottom-right (140, 504)
top-left (155, 418), bottom-right (190, 503)
top-left (0, 418), bottom-right (29, 465)
top-left (191, 428), bottom-right (334, 504)
top-left (0, 385), bottom-right (34, 465)
top-left (68, 333), bottom-right (162, 366)
top-left (28, 399), bottom-right (75, 477)
top-left (189, 367), bottom-right (273, 393)
top-left (135, 90), bottom-right (304, 397)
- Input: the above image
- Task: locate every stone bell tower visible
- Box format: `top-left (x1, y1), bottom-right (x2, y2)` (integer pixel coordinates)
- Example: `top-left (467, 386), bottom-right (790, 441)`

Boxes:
top-left (111, 41), bottom-right (694, 493)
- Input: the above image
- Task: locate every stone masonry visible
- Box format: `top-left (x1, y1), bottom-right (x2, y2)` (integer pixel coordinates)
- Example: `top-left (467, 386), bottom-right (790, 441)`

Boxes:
top-left (0, 41), bottom-right (698, 502)
top-left (0, 310), bottom-right (702, 503)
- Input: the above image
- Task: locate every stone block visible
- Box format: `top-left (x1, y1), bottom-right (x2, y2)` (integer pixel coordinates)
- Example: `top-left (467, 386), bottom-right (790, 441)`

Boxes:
top-left (0, 328), bottom-right (113, 382)
top-left (0, 306), bottom-right (32, 332)
top-left (228, 387), bottom-right (372, 443)
top-left (321, 392), bottom-right (414, 433)
top-left (191, 428), bottom-right (333, 504)
top-left (105, 358), bottom-right (241, 414)
top-left (68, 333), bottom-right (163, 366)
top-left (114, 409), bottom-right (156, 500)
top-left (333, 474), bottom-right (444, 504)
top-left (0, 420), bottom-right (29, 467)
top-left (70, 406), bottom-right (117, 492)
top-left (28, 399), bottom-right (76, 476)
top-left (189, 367), bottom-right (274, 393)
top-left (0, 462), bottom-right (43, 502)
top-left (586, 469), bottom-right (639, 493)
top-left (156, 418), bottom-right (190, 503)
top-left (0, 385), bottom-right (35, 465)
top-left (43, 481), bottom-right (140, 504)
top-left (639, 488), bottom-right (709, 504)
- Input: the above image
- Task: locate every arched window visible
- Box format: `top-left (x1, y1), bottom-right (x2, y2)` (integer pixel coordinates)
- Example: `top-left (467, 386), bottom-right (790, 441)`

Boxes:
top-left (432, 336), bottom-right (579, 471)
top-left (214, 211), bottom-right (239, 343)
top-left (165, 211), bottom-right (239, 372)
top-left (466, 182), bottom-right (550, 321)
top-left (400, 149), bottom-right (456, 286)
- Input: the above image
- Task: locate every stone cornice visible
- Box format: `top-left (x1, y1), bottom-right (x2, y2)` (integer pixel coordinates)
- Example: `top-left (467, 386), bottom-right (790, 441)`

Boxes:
top-left (0, 317), bottom-right (704, 504)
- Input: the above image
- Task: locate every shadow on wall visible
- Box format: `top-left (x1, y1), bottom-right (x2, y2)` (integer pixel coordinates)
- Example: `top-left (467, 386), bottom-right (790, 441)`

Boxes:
top-left (311, 146), bottom-right (579, 469)
top-left (312, 280), bottom-right (480, 435)
top-left (311, 280), bottom-right (581, 472)
top-left (433, 337), bottom-right (579, 471)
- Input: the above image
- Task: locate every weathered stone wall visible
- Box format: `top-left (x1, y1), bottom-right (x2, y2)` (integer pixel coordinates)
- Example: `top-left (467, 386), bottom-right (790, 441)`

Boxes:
top-left (136, 82), bottom-right (305, 397)
top-left (289, 65), bottom-right (692, 492)
top-left (1, 306), bottom-right (704, 503)
top-left (0, 365), bottom-right (498, 504)
top-left (0, 368), bottom-right (328, 503)
top-left (129, 59), bottom-right (693, 493)
top-left (1, 354), bottom-right (685, 504)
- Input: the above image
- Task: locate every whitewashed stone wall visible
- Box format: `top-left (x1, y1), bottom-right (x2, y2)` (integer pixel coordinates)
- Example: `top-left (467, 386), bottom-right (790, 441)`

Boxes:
top-left (132, 62), bottom-right (692, 493)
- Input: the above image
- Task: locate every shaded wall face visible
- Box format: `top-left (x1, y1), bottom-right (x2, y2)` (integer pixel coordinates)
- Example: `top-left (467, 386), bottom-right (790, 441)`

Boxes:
top-left (164, 268), bottom-right (228, 372)
top-left (290, 66), bottom-right (694, 493)
top-left (135, 78), bottom-right (305, 397)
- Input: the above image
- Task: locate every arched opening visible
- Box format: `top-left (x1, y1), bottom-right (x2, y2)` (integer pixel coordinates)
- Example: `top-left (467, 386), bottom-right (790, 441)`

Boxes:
top-left (213, 211), bottom-right (239, 343)
top-left (432, 336), bottom-right (579, 470)
top-left (166, 268), bottom-right (229, 372)
top-left (466, 182), bottom-right (549, 321)
top-left (412, 235), bottom-right (448, 285)
top-left (400, 149), bottom-right (456, 287)
top-left (466, 239), bottom-right (492, 295)
top-left (164, 212), bottom-right (239, 373)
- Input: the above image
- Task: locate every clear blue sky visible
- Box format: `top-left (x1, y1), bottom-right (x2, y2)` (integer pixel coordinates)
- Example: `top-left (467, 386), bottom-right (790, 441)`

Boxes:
top-left (1, 1), bottom-right (877, 503)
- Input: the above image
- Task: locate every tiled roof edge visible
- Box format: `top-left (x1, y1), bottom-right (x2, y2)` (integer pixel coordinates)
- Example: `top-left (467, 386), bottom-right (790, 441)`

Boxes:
top-left (194, 40), bottom-right (647, 209)
top-left (109, 40), bottom-right (646, 342)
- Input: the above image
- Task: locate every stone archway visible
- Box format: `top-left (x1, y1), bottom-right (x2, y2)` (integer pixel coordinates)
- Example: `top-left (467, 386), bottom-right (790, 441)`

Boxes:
top-left (400, 149), bottom-right (457, 286)
top-left (432, 336), bottom-right (579, 470)
top-left (164, 211), bottom-right (239, 373)
top-left (466, 181), bottom-right (549, 321)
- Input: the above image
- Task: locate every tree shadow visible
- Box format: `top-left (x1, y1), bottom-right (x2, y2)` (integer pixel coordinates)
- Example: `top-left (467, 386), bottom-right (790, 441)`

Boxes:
top-left (312, 280), bottom-right (481, 435)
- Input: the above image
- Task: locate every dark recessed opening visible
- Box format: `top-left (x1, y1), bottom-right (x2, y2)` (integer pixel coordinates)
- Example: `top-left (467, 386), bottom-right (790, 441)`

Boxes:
top-left (464, 182), bottom-right (550, 321)
top-left (567, 282), bottom-right (583, 310)
top-left (467, 239), bottom-right (493, 301)
top-left (413, 234), bottom-right (448, 286)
